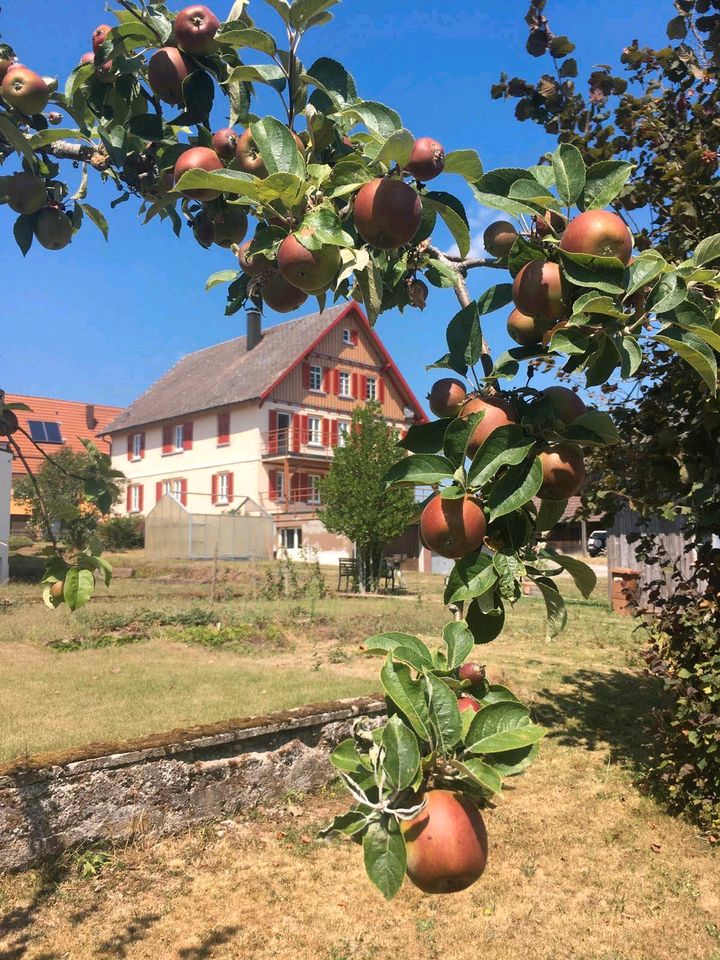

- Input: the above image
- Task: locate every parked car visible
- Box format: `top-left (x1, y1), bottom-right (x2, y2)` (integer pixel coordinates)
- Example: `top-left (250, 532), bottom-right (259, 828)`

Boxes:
top-left (587, 530), bottom-right (607, 557)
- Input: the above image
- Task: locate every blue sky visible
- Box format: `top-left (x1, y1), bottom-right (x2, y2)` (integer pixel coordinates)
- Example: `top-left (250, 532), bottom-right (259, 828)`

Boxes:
top-left (1, 0), bottom-right (667, 413)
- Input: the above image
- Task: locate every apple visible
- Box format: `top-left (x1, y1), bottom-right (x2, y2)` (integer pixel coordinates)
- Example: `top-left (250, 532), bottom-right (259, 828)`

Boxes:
top-left (80, 52), bottom-right (95, 66)
top-left (420, 493), bottom-right (487, 560)
top-left (536, 209), bottom-right (566, 237)
top-left (211, 204), bottom-right (249, 248)
top-left (174, 5), bottom-right (221, 56)
top-left (542, 385), bottom-right (586, 424)
top-left (277, 231), bottom-right (341, 293)
top-left (192, 211), bottom-right (215, 248)
top-left (461, 395), bottom-right (518, 458)
top-left (457, 693), bottom-right (481, 713)
top-left (236, 129), bottom-right (267, 177)
top-left (0, 44), bottom-right (16, 81)
top-left (212, 127), bottom-right (239, 161)
top-left (512, 260), bottom-right (566, 322)
top-left (507, 307), bottom-right (554, 347)
top-left (405, 137), bottom-right (445, 181)
top-left (238, 240), bottom-right (273, 277)
top-left (147, 47), bottom-right (194, 105)
top-left (353, 177), bottom-right (422, 249)
top-left (174, 146), bottom-right (223, 201)
top-left (483, 220), bottom-right (518, 260)
top-left (92, 25), bottom-right (112, 54)
top-left (1, 67), bottom-right (50, 115)
top-left (400, 790), bottom-right (488, 894)
top-left (559, 209), bottom-right (633, 265)
top-left (427, 378), bottom-right (467, 419)
top-left (538, 443), bottom-right (586, 500)
top-left (6, 172), bottom-right (46, 215)
top-left (0, 409), bottom-right (19, 435)
top-left (34, 208), bottom-right (73, 250)
top-left (261, 272), bottom-right (308, 313)
top-left (458, 662), bottom-right (486, 684)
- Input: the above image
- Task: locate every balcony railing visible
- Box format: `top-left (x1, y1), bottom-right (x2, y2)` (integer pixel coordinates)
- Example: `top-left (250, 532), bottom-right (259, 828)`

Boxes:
top-left (261, 429), bottom-right (340, 458)
top-left (260, 485), bottom-right (322, 509)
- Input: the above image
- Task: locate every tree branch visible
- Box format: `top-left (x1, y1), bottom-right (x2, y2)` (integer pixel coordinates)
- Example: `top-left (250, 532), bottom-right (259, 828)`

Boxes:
top-left (8, 437), bottom-right (59, 551)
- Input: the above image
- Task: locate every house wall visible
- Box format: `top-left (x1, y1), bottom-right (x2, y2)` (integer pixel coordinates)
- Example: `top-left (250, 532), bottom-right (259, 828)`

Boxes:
top-left (0, 451), bottom-right (11, 584)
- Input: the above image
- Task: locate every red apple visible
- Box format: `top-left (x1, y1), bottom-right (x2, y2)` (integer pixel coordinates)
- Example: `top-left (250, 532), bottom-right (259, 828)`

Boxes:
top-left (174, 5), bottom-right (220, 56)
top-left (92, 25), bottom-right (112, 54)
top-left (147, 47), bottom-right (194, 105)
top-left (457, 693), bottom-right (481, 713)
top-left (174, 146), bottom-right (223, 200)
top-left (1, 67), bottom-right (50, 115)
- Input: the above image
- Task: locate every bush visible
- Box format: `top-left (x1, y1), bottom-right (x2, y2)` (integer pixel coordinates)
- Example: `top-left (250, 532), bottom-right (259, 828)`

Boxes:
top-left (8, 534), bottom-right (34, 550)
top-left (100, 516), bottom-right (145, 550)
top-left (261, 547), bottom-right (327, 601)
top-left (9, 554), bottom-right (45, 582)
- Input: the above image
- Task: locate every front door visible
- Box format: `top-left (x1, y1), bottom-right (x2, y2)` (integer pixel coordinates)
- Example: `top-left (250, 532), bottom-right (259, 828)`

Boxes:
top-left (276, 412), bottom-right (291, 453)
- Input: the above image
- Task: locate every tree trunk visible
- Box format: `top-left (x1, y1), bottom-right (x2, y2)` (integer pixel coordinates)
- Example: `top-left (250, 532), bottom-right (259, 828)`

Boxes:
top-left (357, 544), bottom-right (384, 594)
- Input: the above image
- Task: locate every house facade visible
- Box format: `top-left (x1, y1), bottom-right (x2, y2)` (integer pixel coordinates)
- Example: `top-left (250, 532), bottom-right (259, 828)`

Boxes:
top-left (105, 303), bottom-right (427, 562)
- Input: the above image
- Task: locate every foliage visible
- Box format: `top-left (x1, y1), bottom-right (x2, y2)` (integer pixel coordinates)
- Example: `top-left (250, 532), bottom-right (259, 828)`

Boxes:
top-left (100, 515), bottom-right (145, 550)
top-left (319, 403), bottom-right (416, 592)
top-left (496, 0), bottom-right (720, 832)
top-left (261, 546), bottom-right (327, 600)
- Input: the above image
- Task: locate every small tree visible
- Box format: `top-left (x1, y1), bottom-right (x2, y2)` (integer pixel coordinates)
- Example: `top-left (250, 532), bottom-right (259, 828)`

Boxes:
top-left (319, 402), bottom-right (417, 593)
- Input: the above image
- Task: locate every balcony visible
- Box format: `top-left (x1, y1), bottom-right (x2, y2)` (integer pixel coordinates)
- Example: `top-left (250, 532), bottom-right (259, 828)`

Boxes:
top-left (261, 429), bottom-right (338, 460)
top-left (260, 484), bottom-right (323, 513)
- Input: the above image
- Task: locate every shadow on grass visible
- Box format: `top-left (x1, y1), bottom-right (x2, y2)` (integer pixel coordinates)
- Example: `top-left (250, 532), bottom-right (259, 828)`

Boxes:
top-left (178, 926), bottom-right (240, 958)
top-left (534, 667), bottom-right (665, 771)
top-left (95, 913), bottom-right (161, 958)
top-left (0, 862), bottom-right (69, 960)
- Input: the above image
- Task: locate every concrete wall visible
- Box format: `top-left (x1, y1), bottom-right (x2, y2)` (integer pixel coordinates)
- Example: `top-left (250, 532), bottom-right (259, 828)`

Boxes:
top-left (0, 696), bottom-right (385, 871)
top-left (0, 449), bottom-right (10, 584)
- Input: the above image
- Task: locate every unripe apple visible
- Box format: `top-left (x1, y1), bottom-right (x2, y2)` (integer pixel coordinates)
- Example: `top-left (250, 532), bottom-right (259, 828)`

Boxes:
top-left (34, 208), bottom-right (73, 250)
top-left (457, 693), bottom-right (481, 713)
top-left (277, 231), bottom-right (341, 293)
top-left (512, 260), bottom-right (566, 322)
top-left (261, 272), bottom-right (308, 313)
top-left (174, 146), bottom-right (223, 201)
top-left (461, 395), bottom-right (518, 458)
top-left (92, 25), bottom-right (112, 54)
top-left (211, 204), bottom-right (248, 248)
top-left (50, 580), bottom-right (65, 602)
top-left (147, 47), bottom-right (194, 105)
top-left (405, 137), bottom-right (445, 181)
top-left (538, 443), bottom-right (586, 500)
top-left (0, 409), bottom-right (19, 435)
top-left (507, 307), bottom-right (553, 347)
top-left (483, 220), bottom-right (518, 260)
top-left (1, 67), bottom-right (50, 115)
top-left (212, 127), bottom-right (239, 161)
top-left (400, 790), bottom-right (488, 894)
top-left (6, 172), bottom-right (46, 215)
top-left (559, 210), bottom-right (633, 265)
top-left (238, 240), bottom-right (273, 277)
top-left (542, 385), bottom-right (586, 424)
top-left (420, 493), bottom-right (487, 560)
top-left (353, 177), bottom-right (422, 249)
top-left (458, 662), bottom-right (486, 684)
top-left (174, 5), bottom-right (221, 56)
top-left (427, 378), bottom-right (467, 419)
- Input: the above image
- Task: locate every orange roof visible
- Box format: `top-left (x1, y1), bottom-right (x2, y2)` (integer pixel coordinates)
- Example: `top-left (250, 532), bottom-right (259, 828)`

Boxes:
top-left (4, 393), bottom-right (123, 478)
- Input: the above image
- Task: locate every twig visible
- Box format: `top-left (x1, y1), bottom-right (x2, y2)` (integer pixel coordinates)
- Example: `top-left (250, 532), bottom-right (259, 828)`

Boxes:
top-left (8, 437), bottom-right (59, 550)
top-left (116, 0), bottom-right (166, 44)
top-left (16, 426), bottom-right (89, 482)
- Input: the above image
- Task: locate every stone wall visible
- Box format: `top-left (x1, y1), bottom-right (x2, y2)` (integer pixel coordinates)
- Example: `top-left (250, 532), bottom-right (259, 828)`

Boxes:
top-left (0, 695), bottom-right (385, 872)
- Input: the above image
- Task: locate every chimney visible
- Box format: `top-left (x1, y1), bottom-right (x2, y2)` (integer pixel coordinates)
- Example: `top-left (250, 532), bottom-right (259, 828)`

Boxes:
top-left (246, 308), bottom-right (262, 352)
top-left (85, 404), bottom-right (97, 430)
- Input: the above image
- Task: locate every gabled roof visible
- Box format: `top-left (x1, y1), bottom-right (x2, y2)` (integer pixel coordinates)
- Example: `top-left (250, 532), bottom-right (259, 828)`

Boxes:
top-left (5, 393), bottom-right (122, 476)
top-left (105, 302), bottom-right (426, 433)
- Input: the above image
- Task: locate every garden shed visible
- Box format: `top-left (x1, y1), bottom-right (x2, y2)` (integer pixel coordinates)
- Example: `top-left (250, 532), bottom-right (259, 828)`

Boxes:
top-left (145, 493), bottom-right (273, 561)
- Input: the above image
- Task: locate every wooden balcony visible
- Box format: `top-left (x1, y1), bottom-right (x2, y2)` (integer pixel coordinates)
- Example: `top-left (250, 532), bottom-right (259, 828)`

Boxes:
top-left (261, 429), bottom-right (338, 460)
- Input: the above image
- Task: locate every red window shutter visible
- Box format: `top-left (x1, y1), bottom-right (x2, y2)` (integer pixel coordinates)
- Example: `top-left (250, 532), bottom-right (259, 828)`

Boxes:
top-left (211, 473), bottom-right (218, 505)
top-left (269, 471), bottom-right (277, 499)
top-left (162, 425), bottom-right (172, 454)
top-left (331, 420), bottom-right (339, 446)
top-left (268, 409), bottom-right (278, 453)
top-left (291, 473), bottom-right (301, 502)
top-left (291, 413), bottom-right (300, 453)
top-left (322, 367), bottom-right (330, 393)
top-left (140, 432), bottom-right (146, 459)
top-left (227, 472), bottom-right (234, 503)
top-left (322, 418), bottom-right (330, 447)
top-left (180, 478), bottom-right (188, 507)
top-left (378, 378), bottom-right (385, 403)
top-left (351, 329), bottom-right (359, 345)
top-left (302, 362), bottom-right (310, 389)
top-left (138, 485), bottom-right (144, 513)
top-left (127, 435), bottom-right (133, 461)
top-left (351, 373), bottom-right (359, 399)
top-left (183, 421), bottom-right (193, 451)
top-left (332, 369), bottom-right (340, 395)
top-left (301, 415), bottom-right (309, 444)
top-left (156, 481), bottom-right (163, 503)
top-left (126, 485), bottom-right (132, 512)
top-left (360, 375), bottom-right (368, 400)
top-left (218, 412), bottom-right (230, 445)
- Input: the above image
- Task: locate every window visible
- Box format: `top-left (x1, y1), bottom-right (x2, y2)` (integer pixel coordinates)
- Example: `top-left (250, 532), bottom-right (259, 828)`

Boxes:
top-left (337, 421), bottom-right (350, 447)
top-left (309, 365), bottom-right (323, 391)
top-left (342, 328), bottom-right (353, 345)
top-left (280, 527), bottom-right (302, 551)
top-left (308, 475), bottom-right (321, 505)
top-left (28, 420), bottom-right (62, 444)
top-left (218, 473), bottom-right (229, 505)
top-left (308, 416), bottom-right (322, 445)
top-left (217, 412), bottom-right (230, 446)
top-left (174, 424), bottom-right (184, 451)
top-left (338, 372), bottom-right (351, 397)
top-left (132, 433), bottom-right (143, 460)
top-left (130, 485), bottom-right (141, 513)
top-left (163, 478), bottom-right (183, 500)
top-left (276, 471), bottom-right (286, 501)
top-left (365, 377), bottom-right (377, 401)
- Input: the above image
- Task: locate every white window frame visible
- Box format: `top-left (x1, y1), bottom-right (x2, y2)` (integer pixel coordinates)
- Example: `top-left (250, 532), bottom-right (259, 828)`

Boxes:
top-left (309, 364), bottom-right (323, 392)
top-left (217, 472), bottom-right (229, 506)
top-left (338, 371), bottom-right (352, 398)
top-left (365, 377), bottom-right (377, 401)
top-left (342, 328), bottom-right (353, 345)
top-left (308, 475), bottom-right (321, 505)
top-left (280, 527), bottom-right (302, 550)
top-left (308, 416), bottom-right (322, 445)
top-left (174, 424), bottom-right (184, 452)
top-left (132, 432), bottom-right (142, 460)
top-left (275, 471), bottom-right (286, 502)
top-left (130, 485), bottom-right (141, 513)
top-left (337, 421), bottom-right (350, 447)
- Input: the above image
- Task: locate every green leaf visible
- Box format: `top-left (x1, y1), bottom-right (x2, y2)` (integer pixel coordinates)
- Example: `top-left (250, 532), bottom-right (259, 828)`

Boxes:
top-left (28, 128), bottom-right (93, 149)
top-left (216, 26), bottom-right (278, 55)
top-left (471, 168), bottom-right (538, 216)
top-left (384, 453), bottom-right (455, 487)
top-left (364, 632), bottom-right (434, 670)
top-left (493, 551), bottom-right (526, 598)
top-left (534, 576), bottom-right (568, 638)
top-left (380, 657), bottom-right (432, 741)
top-left (584, 334), bottom-right (621, 387)
top-left (481, 684), bottom-right (523, 706)
top-left (444, 300), bottom-right (482, 374)
top-left (485, 742), bottom-right (540, 778)
top-left (375, 128), bottom-right (415, 170)
top-left (465, 598), bottom-right (505, 644)
top-left (443, 413), bottom-right (482, 468)
top-left (450, 758), bottom-right (502, 795)
top-left (0, 115), bottom-right (37, 170)
top-left (381, 715), bottom-right (421, 791)
top-left (442, 620), bottom-right (475, 670)
top-left (340, 100), bottom-right (401, 138)
top-left (319, 806), bottom-right (374, 838)
top-left (250, 116), bottom-right (304, 178)
top-left (579, 160), bottom-right (633, 211)
top-left (465, 699), bottom-right (531, 749)
top-left (355, 254), bottom-right (384, 326)
top-left (175, 69), bottom-right (215, 125)
top-left (423, 191), bottom-right (470, 259)
top-left (330, 738), bottom-right (371, 773)
top-left (618, 337), bottom-right (643, 378)
top-left (226, 63), bottom-right (287, 90)
top-left (325, 157), bottom-right (374, 198)
top-left (206, 269), bottom-right (238, 292)
top-left (693, 233), bottom-right (720, 268)
top-left (571, 291), bottom-right (628, 320)
top-left (13, 214), bottom-right (34, 257)
top-left (469, 724), bottom-right (547, 754)
top-left (468, 425), bottom-right (534, 489)
top-left (63, 567), bottom-right (95, 612)
top-left (540, 549), bottom-right (597, 598)
top-left (486, 456), bottom-right (543, 521)
top-left (298, 206), bottom-right (353, 246)
top-left (649, 272), bottom-right (687, 314)
top-left (507, 178), bottom-right (562, 212)
top-left (476, 283), bottom-right (514, 315)
top-left (424, 671), bottom-right (463, 753)
top-left (624, 251), bottom-right (666, 298)
top-left (563, 410), bottom-right (621, 446)
top-left (290, 0), bottom-right (339, 30)
top-left (363, 818), bottom-right (406, 901)
top-left (398, 419), bottom-right (451, 454)
top-left (305, 56), bottom-right (357, 107)
top-left (80, 203), bottom-right (108, 241)
top-left (444, 552), bottom-right (498, 605)
top-left (262, 0), bottom-right (291, 23)
top-left (654, 327), bottom-right (718, 395)
top-left (551, 143), bottom-right (586, 207)
top-left (559, 250), bottom-right (626, 294)
top-left (444, 149), bottom-right (483, 182)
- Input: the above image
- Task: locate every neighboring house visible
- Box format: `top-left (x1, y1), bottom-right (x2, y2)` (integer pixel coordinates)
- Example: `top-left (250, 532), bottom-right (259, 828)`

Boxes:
top-left (3, 394), bottom-right (122, 532)
top-left (105, 303), bottom-right (427, 563)
top-left (542, 496), bottom-right (605, 555)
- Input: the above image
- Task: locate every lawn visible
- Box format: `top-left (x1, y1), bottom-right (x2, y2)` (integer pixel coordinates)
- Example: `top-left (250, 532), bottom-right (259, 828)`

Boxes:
top-left (1, 554), bottom-right (719, 960)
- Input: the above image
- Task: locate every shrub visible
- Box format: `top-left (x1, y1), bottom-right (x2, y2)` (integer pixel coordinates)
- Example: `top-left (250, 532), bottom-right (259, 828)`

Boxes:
top-left (261, 547), bottom-right (327, 601)
top-left (8, 534), bottom-right (34, 550)
top-left (100, 516), bottom-right (145, 550)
